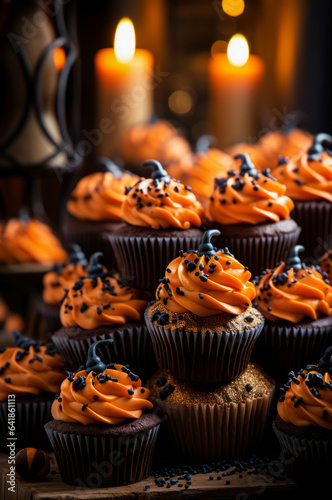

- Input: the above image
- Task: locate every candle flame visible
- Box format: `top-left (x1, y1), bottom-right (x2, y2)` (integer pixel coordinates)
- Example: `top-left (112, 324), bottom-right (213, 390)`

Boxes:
top-left (227, 34), bottom-right (249, 67)
top-left (53, 47), bottom-right (66, 71)
top-left (114, 18), bottom-right (136, 64)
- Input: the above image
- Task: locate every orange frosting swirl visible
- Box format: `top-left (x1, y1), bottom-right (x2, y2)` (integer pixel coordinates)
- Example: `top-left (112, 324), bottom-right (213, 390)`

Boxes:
top-left (42, 263), bottom-right (88, 305)
top-left (272, 151), bottom-right (332, 201)
top-left (60, 270), bottom-right (148, 329)
top-left (122, 163), bottom-right (205, 230)
top-left (167, 148), bottom-right (235, 201)
top-left (51, 364), bottom-right (153, 425)
top-left (0, 218), bottom-right (67, 264)
top-left (0, 344), bottom-right (66, 401)
top-left (119, 120), bottom-right (192, 166)
top-left (207, 157), bottom-right (294, 225)
top-left (67, 171), bottom-right (138, 221)
top-left (255, 261), bottom-right (332, 323)
top-left (156, 247), bottom-right (256, 317)
top-left (277, 359), bottom-right (332, 429)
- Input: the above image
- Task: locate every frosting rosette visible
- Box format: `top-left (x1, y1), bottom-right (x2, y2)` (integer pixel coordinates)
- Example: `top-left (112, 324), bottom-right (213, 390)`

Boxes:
top-left (207, 154), bottom-right (294, 225)
top-left (0, 217), bottom-right (67, 264)
top-left (277, 348), bottom-right (332, 429)
top-left (0, 332), bottom-right (66, 400)
top-left (67, 171), bottom-right (138, 221)
top-left (60, 252), bottom-right (148, 329)
top-left (51, 363), bottom-right (153, 425)
top-left (255, 246), bottom-right (332, 323)
top-left (271, 133), bottom-right (332, 201)
top-left (156, 230), bottom-right (256, 317)
top-left (121, 160), bottom-right (205, 230)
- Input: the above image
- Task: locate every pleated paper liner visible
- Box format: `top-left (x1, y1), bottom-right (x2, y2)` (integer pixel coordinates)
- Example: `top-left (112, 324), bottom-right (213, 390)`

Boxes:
top-left (145, 310), bottom-right (264, 383)
top-left (111, 235), bottom-right (202, 293)
top-left (215, 226), bottom-right (301, 279)
top-left (154, 386), bottom-right (275, 463)
top-left (0, 397), bottom-right (53, 452)
top-left (292, 200), bottom-right (332, 262)
top-left (44, 418), bottom-right (160, 488)
top-left (250, 321), bottom-right (332, 383)
top-left (51, 323), bottom-right (157, 384)
top-left (272, 421), bottom-right (332, 488)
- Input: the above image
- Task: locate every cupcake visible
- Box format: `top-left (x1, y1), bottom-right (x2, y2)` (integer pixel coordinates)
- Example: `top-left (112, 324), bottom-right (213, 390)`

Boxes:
top-left (272, 347), bottom-right (332, 488)
top-left (38, 244), bottom-right (88, 333)
top-left (117, 119), bottom-right (192, 177)
top-left (51, 252), bottom-right (156, 382)
top-left (206, 153), bottom-right (301, 277)
top-left (252, 245), bottom-right (332, 382)
top-left (62, 169), bottom-right (138, 266)
top-left (145, 229), bottom-right (264, 383)
top-left (45, 339), bottom-right (161, 487)
top-left (166, 147), bottom-right (235, 206)
top-left (0, 330), bottom-right (66, 451)
top-left (147, 363), bottom-right (275, 463)
top-left (110, 160), bottom-right (206, 292)
top-left (271, 133), bottom-right (332, 261)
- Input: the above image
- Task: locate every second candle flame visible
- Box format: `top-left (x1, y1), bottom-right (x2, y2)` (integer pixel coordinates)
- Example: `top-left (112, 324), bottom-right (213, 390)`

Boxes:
top-left (114, 18), bottom-right (136, 64)
top-left (227, 34), bottom-right (249, 67)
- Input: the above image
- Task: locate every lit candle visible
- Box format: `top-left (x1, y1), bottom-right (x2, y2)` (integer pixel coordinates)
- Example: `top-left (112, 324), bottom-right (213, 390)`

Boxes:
top-left (208, 34), bottom-right (264, 149)
top-left (95, 18), bottom-right (154, 158)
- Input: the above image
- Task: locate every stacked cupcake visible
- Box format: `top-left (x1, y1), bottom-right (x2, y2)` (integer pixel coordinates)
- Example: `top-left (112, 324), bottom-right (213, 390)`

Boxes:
top-left (145, 229), bottom-right (276, 462)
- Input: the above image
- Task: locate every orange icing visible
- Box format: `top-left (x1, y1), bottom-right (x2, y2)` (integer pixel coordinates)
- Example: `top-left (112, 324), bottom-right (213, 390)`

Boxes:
top-left (119, 120), bottom-right (191, 166)
top-left (42, 263), bottom-right (88, 305)
top-left (67, 171), bottom-right (138, 221)
top-left (0, 345), bottom-right (66, 401)
top-left (277, 365), bottom-right (332, 429)
top-left (122, 169), bottom-right (205, 230)
top-left (272, 151), bottom-right (332, 202)
top-left (51, 364), bottom-right (153, 425)
top-left (167, 148), bottom-right (235, 200)
top-left (207, 161), bottom-right (294, 225)
top-left (0, 218), bottom-right (67, 264)
top-left (255, 262), bottom-right (332, 323)
top-left (156, 248), bottom-right (256, 317)
top-left (60, 271), bottom-right (148, 329)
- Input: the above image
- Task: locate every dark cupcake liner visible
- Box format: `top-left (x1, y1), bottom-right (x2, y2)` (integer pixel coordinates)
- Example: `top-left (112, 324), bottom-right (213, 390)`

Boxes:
top-left (0, 398), bottom-right (53, 452)
top-left (216, 227), bottom-right (301, 279)
top-left (291, 200), bottom-right (332, 263)
top-left (111, 235), bottom-right (202, 293)
top-left (51, 324), bottom-right (157, 383)
top-left (155, 387), bottom-right (275, 463)
top-left (272, 421), bottom-right (332, 486)
top-left (144, 308), bottom-right (264, 383)
top-left (251, 322), bottom-right (332, 383)
top-left (37, 298), bottom-right (62, 334)
top-left (44, 422), bottom-right (160, 487)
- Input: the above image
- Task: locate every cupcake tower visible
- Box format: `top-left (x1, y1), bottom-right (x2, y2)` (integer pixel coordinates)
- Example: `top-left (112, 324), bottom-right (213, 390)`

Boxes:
top-left (145, 229), bottom-right (276, 462)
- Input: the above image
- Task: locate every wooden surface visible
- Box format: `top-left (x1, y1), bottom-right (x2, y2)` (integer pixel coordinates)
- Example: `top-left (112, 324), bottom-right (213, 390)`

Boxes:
top-left (0, 451), bottom-right (302, 500)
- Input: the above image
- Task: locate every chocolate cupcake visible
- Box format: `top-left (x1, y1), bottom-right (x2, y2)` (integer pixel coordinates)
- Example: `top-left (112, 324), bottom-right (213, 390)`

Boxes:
top-left (0, 331), bottom-right (66, 452)
top-left (116, 119), bottom-right (192, 177)
top-left (147, 363), bottom-right (275, 463)
top-left (110, 160), bottom-right (206, 292)
top-left (271, 133), bottom-right (332, 261)
top-left (272, 347), bottom-right (332, 489)
top-left (45, 339), bottom-right (161, 488)
top-left (38, 244), bottom-right (88, 333)
top-left (206, 154), bottom-right (301, 277)
top-left (252, 245), bottom-right (332, 382)
top-left (62, 167), bottom-right (139, 267)
top-left (145, 229), bottom-right (264, 383)
top-left (51, 252), bottom-right (156, 382)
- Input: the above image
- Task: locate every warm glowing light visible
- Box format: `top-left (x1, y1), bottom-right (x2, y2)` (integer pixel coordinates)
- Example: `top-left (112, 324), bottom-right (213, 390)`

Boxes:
top-left (222, 0), bottom-right (245, 17)
top-left (227, 34), bottom-right (249, 67)
top-left (211, 40), bottom-right (228, 57)
top-left (114, 18), bottom-right (136, 64)
top-left (53, 47), bottom-right (66, 71)
top-left (168, 90), bottom-right (193, 115)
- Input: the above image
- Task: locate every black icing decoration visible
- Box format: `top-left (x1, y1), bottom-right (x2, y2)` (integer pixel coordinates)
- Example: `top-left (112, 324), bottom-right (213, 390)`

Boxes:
top-left (234, 153), bottom-right (259, 179)
top-left (308, 133), bottom-right (332, 160)
top-left (285, 245), bottom-right (305, 272)
top-left (12, 330), bottom-right (40, 350)
top-left (316, 346), bottom-right (332, 376)
top-left (195, 229), bottom-right (221, 257)
top-left (69, 244), bottom-right (87, 266)
top-left (87, 252), bottom-right (104, 276)
top-left (142, 160), bottom-right (170, 181)
top-left (85, 339), bottom-right (114, 375)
